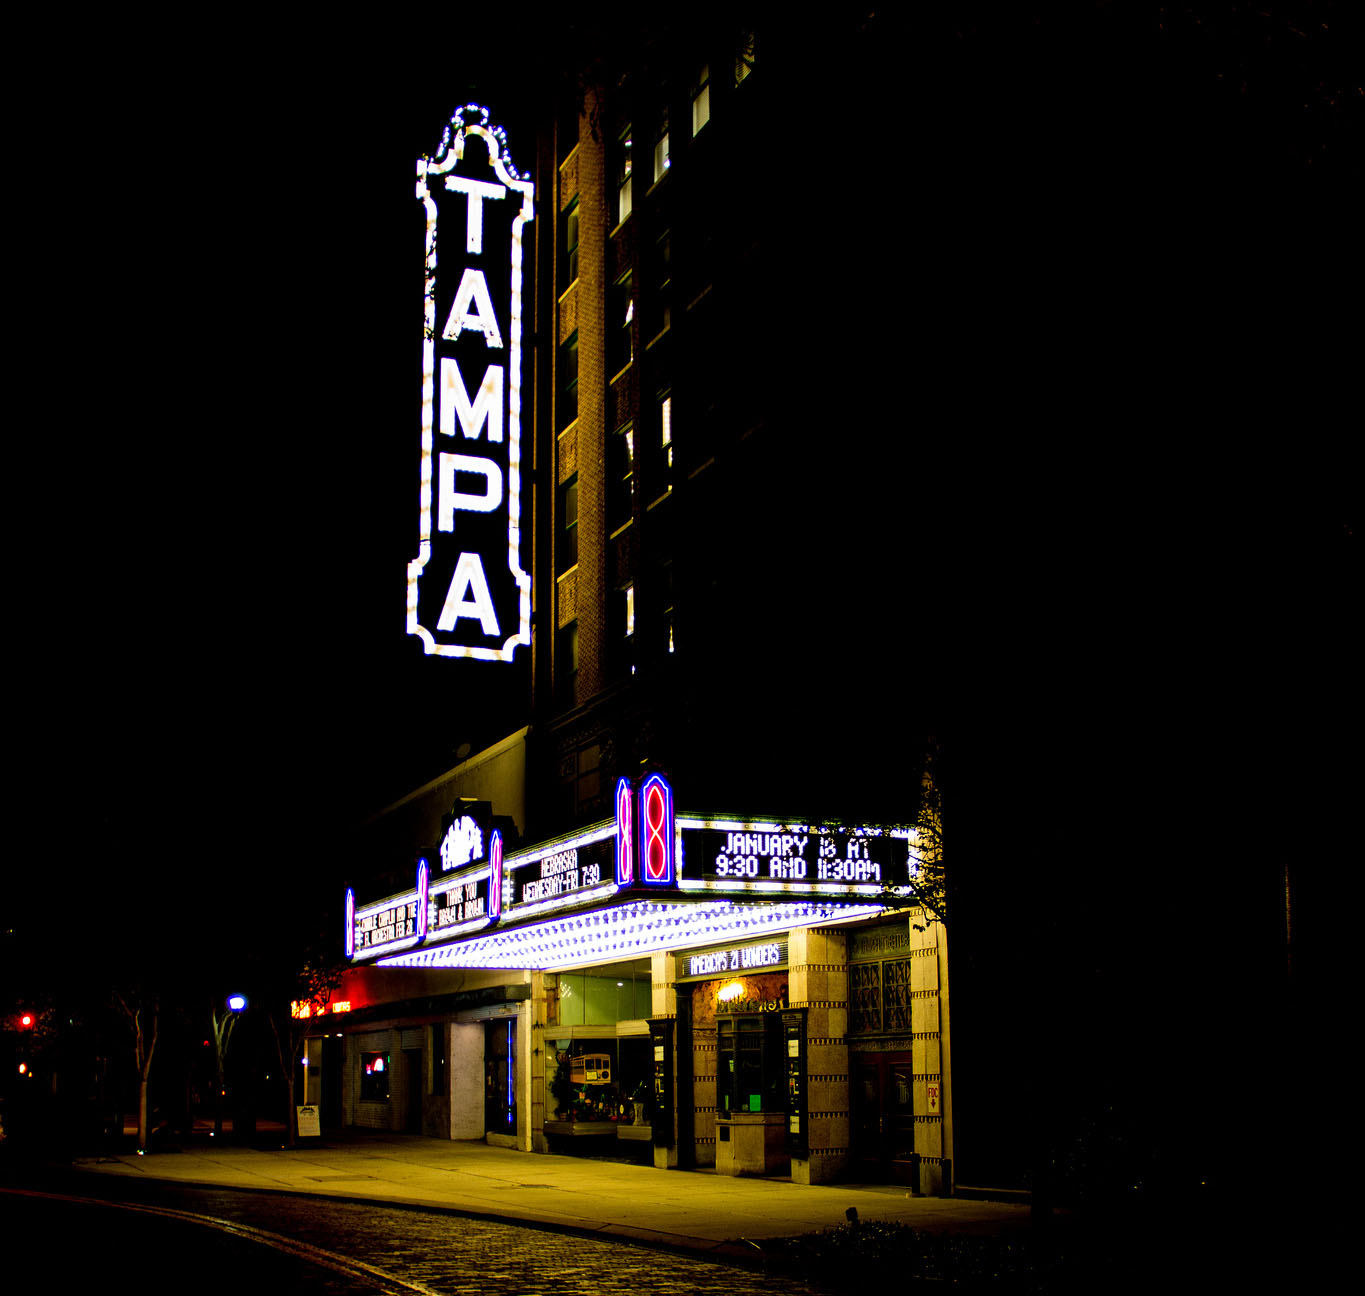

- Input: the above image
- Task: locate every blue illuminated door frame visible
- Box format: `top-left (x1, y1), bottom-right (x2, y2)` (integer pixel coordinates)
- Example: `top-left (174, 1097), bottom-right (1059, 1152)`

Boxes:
top-left (484, 1018), bottom-right (516, 1134)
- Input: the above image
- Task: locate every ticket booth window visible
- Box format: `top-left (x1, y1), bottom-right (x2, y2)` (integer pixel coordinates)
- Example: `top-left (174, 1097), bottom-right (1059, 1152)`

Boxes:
top-left (717, 1015), bottom-right (783, 1113)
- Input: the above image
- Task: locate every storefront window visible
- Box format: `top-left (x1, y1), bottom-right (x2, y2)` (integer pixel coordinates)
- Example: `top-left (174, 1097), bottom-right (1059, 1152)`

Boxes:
top-left (360, 1051), bottom-right (390, 1101)
top-left (552, 965), bottom-right (651, 1026)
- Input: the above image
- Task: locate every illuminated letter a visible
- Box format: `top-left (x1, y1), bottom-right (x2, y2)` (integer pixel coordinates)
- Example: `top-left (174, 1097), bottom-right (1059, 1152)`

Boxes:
top-left (436, 552), bottom-right (500, 635)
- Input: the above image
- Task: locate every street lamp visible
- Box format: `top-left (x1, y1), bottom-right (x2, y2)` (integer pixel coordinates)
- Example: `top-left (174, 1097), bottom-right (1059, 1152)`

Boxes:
top-left (211, 995), bottom-right (247, 1140)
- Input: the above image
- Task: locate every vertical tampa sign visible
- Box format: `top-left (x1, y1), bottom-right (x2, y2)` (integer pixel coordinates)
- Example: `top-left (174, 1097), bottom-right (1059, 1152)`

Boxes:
top-left (408, 105), bottom-right (533, 660)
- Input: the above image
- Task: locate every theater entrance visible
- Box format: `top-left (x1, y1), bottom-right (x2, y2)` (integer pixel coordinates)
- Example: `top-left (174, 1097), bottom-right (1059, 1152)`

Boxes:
top-left (851, 1051), bottom-right (917, 1184)
top-left (484, 1018), bottom-right (517, 1137)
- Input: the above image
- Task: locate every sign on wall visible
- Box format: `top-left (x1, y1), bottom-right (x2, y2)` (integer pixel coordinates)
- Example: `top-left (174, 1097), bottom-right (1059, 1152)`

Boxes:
top-left (408, 105), bottom-right (533, 661)
top-left (680, 938), bottom-right (789, 981)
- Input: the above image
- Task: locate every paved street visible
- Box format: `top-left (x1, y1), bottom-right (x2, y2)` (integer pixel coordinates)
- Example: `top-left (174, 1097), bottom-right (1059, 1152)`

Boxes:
top-left (5, 1175), bottom-right (841, 1295)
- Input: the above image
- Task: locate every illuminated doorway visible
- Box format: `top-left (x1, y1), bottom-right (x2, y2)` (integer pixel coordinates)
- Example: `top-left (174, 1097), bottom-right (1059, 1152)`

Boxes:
top-left (484, 1019), bottom-right (517, 1136)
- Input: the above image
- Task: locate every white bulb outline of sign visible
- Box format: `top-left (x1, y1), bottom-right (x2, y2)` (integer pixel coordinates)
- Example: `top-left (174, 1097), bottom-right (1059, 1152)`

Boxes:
top-left (408, 114), bottom-right (532, 661)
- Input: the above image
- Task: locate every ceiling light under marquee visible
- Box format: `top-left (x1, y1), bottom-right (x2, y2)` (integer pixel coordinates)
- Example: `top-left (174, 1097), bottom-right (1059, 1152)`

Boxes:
top-left (377, 898), bottom-right (885, 971)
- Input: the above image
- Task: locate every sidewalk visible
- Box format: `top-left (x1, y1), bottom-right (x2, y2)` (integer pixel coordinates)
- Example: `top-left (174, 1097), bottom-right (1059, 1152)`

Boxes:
top-left (71, 1127), bottom-right (1029, 1262)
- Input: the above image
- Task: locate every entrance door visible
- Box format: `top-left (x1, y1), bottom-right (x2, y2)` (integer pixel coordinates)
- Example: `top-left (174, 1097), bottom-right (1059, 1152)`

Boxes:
top-left (404, 1049), bottom-right (422, 1134)
top-left (484, 1019), bottom-right (517, 1136)
top-left (321, 1037), bottom-right (342, 1129)
top-left (851, 1052), bottom-right (916, 1183)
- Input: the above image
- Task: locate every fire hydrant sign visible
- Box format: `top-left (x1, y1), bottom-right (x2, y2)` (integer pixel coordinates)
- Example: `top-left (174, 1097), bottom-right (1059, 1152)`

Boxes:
top-left (407, 106), bottom-right (533, 661)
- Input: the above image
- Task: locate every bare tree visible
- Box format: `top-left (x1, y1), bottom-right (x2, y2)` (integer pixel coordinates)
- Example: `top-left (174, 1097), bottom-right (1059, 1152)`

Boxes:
top-left (264, 953), bottom-right (343, 1147)
top-left (113, 990), bottom-right (158, 1153)
top-left (208, 1001), bottom-right (240, 1139)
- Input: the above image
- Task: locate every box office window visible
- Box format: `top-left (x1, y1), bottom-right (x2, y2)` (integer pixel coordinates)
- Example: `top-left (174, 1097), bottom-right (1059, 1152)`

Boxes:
top-left (717, 1015), bottom-right (784, 1114)
top-left (361, 1051), bottom-right (390, 1101)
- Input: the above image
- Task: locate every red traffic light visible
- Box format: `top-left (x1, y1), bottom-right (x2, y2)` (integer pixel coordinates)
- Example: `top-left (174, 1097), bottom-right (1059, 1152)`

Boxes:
top-left (19, 1012), bottom-right (34, 1028)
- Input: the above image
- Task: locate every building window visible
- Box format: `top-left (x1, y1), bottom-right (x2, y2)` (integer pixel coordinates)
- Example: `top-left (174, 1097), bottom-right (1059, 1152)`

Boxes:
top-left (609, 423), bottom-right (634, 529)
top-left (616, 127), bottom-right (633, 225)
top-left (558, 736), bottom-right (603, 821)
top-left (611, 581), bottom-right (636, 677)
top-left (556, 621), bottom-right (579, 706)
top-left (851, 958), bottom-right (914, 1034)
top-left (558, 476), bottom-right (578, 572)
top-left (558, 331), bottom-right (578, 429)
top-left (561, 198), bottom-right (579, 290)
top-left (553, 968), bottom-right (651, 1027)
top-left (851, 963), bottom-right (881, 1033)
top-left (361, 1051), bottom-right (390, 1101)
top-left (659, 562), bottom-right (675, 658)
top-left (647, 229), bottom-right (672, 338)
top-left (660, 392), bottom-right (673, 472)
top-left (609, 272), bottom-right (634, 375)
top-left (652, 122), bottom-right (670, 184)
top-left (691, 65), bottom-right (711, 135)
top-left (735, 31), bottom-right (755, 86)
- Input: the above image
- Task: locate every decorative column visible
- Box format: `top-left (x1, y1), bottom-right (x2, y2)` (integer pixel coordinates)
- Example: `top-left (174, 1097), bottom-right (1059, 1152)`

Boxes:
top-left (788, 926), bottom-right (849, 1184)
top-left (911, 912), bottom-right (951, 1194)
top-left (530, 969), bottom-right (549, 1152)
top-left (651, 951), bottom-right (680, 1169)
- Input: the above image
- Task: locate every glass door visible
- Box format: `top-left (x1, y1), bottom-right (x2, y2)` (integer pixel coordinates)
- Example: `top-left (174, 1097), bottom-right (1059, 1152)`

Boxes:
top-left (851, 1052), bottom-right (916, 1182)
top-left (484, 1019), bottom-right (517, 1135)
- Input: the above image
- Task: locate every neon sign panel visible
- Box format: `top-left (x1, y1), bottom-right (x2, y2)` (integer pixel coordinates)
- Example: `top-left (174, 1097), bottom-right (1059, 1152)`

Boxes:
top-left (639, 774), bottom-right (674, 886)
top-left (408, 105), bottom-right (533, 661)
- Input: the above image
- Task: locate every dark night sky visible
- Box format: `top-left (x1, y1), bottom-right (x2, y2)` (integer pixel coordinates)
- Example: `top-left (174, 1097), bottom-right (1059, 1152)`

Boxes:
top-left (11, 7), bottom-right (1355, 1003)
